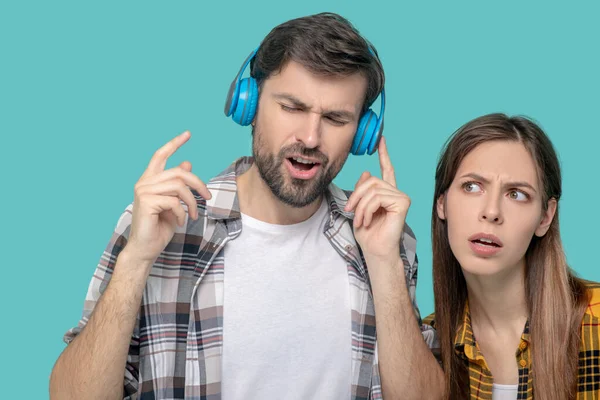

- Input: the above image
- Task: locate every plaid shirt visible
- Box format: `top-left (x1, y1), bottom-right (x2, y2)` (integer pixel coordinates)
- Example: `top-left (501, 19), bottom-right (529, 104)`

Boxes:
top-left (65, 157), bottom-right (437, 400)
top-left (424, 282), bottom-right (600, 399)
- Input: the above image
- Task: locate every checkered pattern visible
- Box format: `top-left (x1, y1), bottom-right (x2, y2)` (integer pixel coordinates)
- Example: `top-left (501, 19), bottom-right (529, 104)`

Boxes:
top-left (424, 283), bottom-right (600, 399)
top-left (64, 157), bottom-right (436, 400)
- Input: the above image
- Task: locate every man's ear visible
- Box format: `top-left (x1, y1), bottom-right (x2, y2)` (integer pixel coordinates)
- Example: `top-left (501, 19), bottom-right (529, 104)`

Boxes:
top-left (535, 198), bottom-right (557, 237)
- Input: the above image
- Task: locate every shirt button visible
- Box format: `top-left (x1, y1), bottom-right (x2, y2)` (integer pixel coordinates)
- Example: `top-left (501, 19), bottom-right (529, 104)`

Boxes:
top-left (345, 244), bottom-right (353, 251)
top-left (519, 359), bottom-right (527, 368)
top-left (519, 342), bottom-right (527, 350)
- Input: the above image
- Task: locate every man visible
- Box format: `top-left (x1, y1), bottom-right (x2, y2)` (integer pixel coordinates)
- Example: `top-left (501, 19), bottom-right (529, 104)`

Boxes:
top-left (50, 12), bottom-right (443, 400)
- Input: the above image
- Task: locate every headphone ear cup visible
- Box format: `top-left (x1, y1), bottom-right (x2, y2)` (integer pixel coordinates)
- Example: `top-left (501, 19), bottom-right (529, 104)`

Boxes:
top-left (224, 78), bottom-right (240, 117)
top-left (351, 109), bottom-right (377, 155)
top-left (232, 77), bottom-right (258, 126)
top-left (367, 118), bottom-right (383, 155)
top-left (242, 78), bottom-right (258, 126)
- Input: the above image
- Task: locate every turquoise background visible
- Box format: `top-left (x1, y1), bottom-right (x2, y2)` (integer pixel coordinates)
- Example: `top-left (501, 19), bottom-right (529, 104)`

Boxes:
top-left (1, 1), bottom-right (599, 397)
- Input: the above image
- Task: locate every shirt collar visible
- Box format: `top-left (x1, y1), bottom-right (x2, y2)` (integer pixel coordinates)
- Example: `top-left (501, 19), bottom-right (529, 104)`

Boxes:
top-left (454, 301), bottom-right (487, 365)
top-left (455, 301), bottom-right (475, 349)
top-left (455, 301), bottom-right (531, 362)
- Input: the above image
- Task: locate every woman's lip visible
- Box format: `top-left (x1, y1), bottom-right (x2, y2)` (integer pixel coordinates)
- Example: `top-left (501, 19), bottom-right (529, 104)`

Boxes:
top-left (468, 240), bottom-right (503, 257)
top-left (468, 232), bottom-right (503, 247)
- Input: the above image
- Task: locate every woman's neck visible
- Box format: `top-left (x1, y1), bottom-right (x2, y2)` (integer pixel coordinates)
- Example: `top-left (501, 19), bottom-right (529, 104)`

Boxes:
top-left (463, 263), bottom-right (529, 385)
top-left (464, 263), bottom-right (528, 337)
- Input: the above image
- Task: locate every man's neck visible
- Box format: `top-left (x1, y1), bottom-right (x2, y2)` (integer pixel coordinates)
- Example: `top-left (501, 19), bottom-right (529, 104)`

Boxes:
top-left (236, 164), bottom-right (323, 225)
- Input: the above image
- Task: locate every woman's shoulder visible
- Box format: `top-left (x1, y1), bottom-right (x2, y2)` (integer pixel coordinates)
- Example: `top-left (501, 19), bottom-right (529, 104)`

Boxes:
top-left (579, 282), bottom-right (600, 359)
top-left (584, 281), bottom-right (600, 317)
top-left (423, 282), bottom-right (600, 323)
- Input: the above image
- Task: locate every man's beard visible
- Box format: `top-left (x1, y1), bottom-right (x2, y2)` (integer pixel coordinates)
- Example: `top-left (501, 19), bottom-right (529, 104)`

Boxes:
top-left (251, 126), bottom-right (349, 208)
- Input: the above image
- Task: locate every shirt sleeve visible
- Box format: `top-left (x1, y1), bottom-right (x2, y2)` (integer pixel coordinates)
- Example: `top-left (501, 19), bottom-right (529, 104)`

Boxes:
top-left (400, 223), bottom-right (439, 352)
top-left (421, 313), bottom-right (442, 364)
top-left (63, 205), bottom-right (140, 399)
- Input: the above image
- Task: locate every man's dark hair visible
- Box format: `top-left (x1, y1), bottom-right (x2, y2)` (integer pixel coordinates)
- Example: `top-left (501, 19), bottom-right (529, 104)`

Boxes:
top-left (251, 12), bottom-right (384, 113)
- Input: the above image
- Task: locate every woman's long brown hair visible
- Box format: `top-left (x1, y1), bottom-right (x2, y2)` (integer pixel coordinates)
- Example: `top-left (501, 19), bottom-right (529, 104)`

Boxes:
top-left (432, 113), bottom-right (590, 400)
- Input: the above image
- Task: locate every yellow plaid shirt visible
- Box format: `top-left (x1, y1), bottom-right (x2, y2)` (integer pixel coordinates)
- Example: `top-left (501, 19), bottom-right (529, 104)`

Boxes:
top-left (424, 283), bottom-right (600, 399)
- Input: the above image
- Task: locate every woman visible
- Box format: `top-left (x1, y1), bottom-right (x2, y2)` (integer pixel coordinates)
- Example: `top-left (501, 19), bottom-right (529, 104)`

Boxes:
top-left (425, 113), bottom-right (600, 399)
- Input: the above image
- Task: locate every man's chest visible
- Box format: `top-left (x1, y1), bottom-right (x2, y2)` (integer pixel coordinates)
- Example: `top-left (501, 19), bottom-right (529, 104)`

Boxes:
top-left (220, 230), bottom-right (353, 398)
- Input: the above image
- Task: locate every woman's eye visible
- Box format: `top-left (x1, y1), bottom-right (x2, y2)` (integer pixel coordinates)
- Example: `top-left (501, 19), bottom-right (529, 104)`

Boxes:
top-left (508, 190), bottom-right (528, 201)
top-left (463, 182), bottom-right (482, 193)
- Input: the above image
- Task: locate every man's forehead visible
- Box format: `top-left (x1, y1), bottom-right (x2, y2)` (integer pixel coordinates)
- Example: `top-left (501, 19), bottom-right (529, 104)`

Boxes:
top-left (263, 61), bottom-right (367, 111)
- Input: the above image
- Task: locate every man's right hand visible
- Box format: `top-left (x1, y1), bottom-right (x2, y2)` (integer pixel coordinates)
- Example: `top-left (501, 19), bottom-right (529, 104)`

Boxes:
top-left (49, 131), bottom-right (211, 400)
top-left (125, 131), bottom-right (212, 266)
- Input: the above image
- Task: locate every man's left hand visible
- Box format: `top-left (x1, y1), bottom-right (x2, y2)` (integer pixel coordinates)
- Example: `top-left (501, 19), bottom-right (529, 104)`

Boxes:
top-left (344, 136), bottom-right (410, 263)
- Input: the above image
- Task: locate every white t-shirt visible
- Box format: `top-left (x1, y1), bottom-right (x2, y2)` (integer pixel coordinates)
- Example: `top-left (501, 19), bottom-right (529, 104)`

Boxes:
top-left (492, 383), bottom-right (518, 400)
top-left (221, 200), bottom-right (351, 399)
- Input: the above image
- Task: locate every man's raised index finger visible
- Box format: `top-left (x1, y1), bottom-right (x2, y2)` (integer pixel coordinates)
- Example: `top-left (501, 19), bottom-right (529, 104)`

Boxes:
top-left (147, 131), bottom-right (191, 174)
top-left (378, 136), bottom-right (397, 187)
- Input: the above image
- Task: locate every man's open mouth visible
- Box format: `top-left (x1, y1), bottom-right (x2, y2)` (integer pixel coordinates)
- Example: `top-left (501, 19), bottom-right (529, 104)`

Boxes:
top-left (287, 156), bottom-right (320, 171)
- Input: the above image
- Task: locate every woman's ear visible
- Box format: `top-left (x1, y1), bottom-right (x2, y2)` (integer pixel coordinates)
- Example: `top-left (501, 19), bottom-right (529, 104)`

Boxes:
top-left (535, 198), bottom-right (557, 237)
top-left (436, 194), bottom-right (446, 220)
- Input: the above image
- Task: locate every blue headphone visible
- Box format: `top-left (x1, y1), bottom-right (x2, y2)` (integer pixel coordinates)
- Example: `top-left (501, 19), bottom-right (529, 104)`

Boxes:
top-left (224, 48), bottom-right (385, 156)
